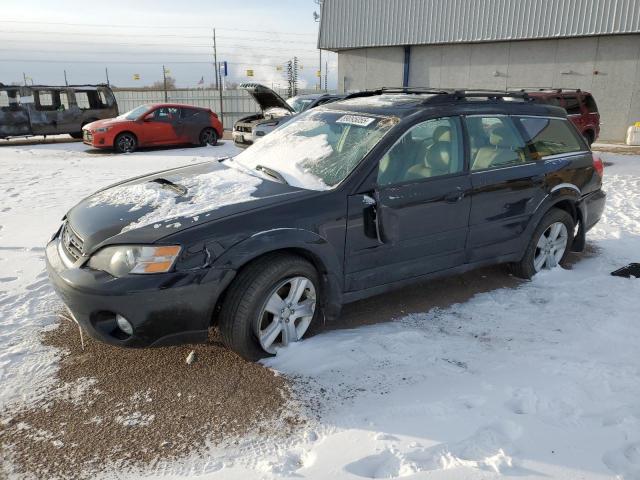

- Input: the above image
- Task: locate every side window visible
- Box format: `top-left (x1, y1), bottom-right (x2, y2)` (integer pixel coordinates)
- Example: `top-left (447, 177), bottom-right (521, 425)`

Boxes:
top-left (75, 91), bottom-right (90, 109)
top-left (584, 95), bottom-right (598, 114)
top-left (516, 117), bottom-right (585, 158)
top-left (377, 117), bottom-right (463, 186)
top-left (181, 107), bottom-right (198, 119)
top-left (35, 90), bottom-right (58, 111)
top-left (563, 96), bottom-right (582, 115)
top-left (466, 116), bottom-right (528, 171)
top-left (154, 107), bottom-right (180, 122)
top-left (59, 91), bottom-right (70, 110)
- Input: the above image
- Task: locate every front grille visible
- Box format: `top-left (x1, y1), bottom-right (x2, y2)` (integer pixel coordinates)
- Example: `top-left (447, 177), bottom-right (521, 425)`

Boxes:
top-left (236, 125), bottom-right (252, 133)
top-left (61, 222), bottom-right (84, 262)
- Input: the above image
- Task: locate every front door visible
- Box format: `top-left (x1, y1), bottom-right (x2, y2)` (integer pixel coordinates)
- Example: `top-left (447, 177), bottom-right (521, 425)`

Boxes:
top-left (345, 116), bottom-right (472, 292)
top-left (141, 106), bottom-right (182, 145)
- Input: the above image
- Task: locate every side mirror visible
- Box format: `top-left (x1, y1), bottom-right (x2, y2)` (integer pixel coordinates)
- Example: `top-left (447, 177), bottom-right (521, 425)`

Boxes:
top-left (143, 113), bottom-right (154, 122)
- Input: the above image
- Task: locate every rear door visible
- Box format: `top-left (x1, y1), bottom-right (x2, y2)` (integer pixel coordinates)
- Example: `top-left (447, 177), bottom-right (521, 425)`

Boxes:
top-left (466, 115), bottom-right (546, 262)
top-left (345, 116), bottom-right (472, 291)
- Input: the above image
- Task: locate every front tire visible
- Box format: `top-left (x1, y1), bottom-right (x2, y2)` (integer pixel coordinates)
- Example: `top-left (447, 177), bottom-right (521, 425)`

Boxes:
top-left (218, 253), bottom-right (320, 361)
top-left (199, 127), bottom-right (218, 146)
top-left (114, 133), bottom-right (137, 153)
top-left (511, 208), bottom-right (574, 279)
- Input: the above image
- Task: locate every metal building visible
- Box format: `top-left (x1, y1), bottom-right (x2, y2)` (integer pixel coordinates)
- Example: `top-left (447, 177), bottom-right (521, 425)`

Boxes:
top-left (319, 0), bottom-right (640, 141)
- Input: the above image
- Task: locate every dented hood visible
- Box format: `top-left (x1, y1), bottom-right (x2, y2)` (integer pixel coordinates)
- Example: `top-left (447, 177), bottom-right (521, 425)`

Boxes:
top-left (240, 83), bottom-right (294, 113)
top-left (65, 161), bottom-right (307, 254)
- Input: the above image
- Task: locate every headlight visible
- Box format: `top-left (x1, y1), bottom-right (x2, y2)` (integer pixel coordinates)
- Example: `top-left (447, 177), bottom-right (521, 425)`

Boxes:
top-left (87, 245), bottom-right (181, 277)
top-left (95, 126), bottom-right (112, 133)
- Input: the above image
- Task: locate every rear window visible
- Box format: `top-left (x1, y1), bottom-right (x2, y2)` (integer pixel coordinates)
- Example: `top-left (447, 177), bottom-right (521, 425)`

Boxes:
top-left (584, 94), bottom-right (598, 113)
top-left (563, 96), bottom-right (582, 115)
top-left (516, 117), bottom-right (585, 158)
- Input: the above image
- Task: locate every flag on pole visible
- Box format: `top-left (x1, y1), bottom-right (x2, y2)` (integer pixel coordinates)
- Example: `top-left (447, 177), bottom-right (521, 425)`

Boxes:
top-left (198, 76), bottom-right (204, 85)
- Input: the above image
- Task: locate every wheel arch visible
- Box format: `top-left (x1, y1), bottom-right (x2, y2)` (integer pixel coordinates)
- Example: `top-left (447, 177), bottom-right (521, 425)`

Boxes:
top-left (521, 190), bottom-right (582, 257)
top-left (210, 229), bottom-right (344, 325)
top-left (113, 130), bottom-right (138, 147)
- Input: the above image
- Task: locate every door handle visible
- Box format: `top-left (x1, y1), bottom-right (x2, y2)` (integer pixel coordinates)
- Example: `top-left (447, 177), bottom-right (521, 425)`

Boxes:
top-left (444, 187), bottom-right (465, 203)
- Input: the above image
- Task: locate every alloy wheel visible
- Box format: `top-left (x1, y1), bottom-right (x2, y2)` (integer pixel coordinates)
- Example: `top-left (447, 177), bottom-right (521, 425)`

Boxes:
top-left (254, 276), bottom-right (316, 354)
top-left (117, 135), bottom-right (135, 153)
top-left (534, 221), bottom-right (569, 271)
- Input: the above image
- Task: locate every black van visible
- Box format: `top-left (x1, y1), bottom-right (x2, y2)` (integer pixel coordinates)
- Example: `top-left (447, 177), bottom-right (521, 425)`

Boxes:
top-left (0, 83), bottom-right (118, 139)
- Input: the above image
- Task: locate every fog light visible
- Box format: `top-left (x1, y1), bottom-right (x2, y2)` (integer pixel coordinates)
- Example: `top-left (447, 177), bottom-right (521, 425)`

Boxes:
top-left (115, 314), bottom-right (133, 336)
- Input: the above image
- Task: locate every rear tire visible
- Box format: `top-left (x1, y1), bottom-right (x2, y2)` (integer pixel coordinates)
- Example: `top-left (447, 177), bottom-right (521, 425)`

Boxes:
top-left (218, 253), bottom-right (320, 361)
top-left (511, 208), bottom-right (574, 279)
top-left (69, 131), bottom-right (83, 139)
top-left (114, 132), bottom-right (137, 153)
top-left (199, 127), bottom-right (218, 146)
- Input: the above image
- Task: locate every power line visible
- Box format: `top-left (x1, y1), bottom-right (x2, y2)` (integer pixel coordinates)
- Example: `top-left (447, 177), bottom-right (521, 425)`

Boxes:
top-left (0, 58), bottom-right (302, 68)
top-left (0, 19), bottom-right (316, 36)
top-left (0, 42), bottom-right (321, 56)
top-left (0, 29), bottom-right (319, 45)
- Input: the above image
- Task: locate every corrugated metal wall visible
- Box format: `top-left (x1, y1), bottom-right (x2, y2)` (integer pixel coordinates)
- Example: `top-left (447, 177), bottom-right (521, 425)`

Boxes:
top-left (319, 0), bottom-right (640, 50)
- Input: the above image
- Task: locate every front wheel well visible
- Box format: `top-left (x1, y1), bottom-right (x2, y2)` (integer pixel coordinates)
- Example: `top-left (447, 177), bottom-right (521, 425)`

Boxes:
top-left (113, 131), bottom-right (137, 146)
top-left (210, 248), bottom-right (328, 327)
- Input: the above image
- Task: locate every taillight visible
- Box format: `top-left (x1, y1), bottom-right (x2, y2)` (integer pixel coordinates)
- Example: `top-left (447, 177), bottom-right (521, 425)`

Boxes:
top-left (210, 111), bottom-right (218, 119)
top-left (592, 153), bottom-right (604, 178)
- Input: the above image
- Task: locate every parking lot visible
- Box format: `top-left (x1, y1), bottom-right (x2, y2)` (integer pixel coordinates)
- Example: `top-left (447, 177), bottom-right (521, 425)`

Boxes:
top-left (0, 136), bottom-right (638, 479)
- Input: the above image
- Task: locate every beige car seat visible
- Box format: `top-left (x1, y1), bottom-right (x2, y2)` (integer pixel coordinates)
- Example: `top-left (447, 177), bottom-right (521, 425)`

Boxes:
top-left (405, 141), bottom-right (452, 181)
top-left (472, 126), bottom-right (524, 170)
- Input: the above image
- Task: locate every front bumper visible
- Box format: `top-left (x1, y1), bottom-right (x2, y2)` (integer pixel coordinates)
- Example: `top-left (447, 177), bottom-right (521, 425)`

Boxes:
top-left (45, 238), bottom-right (235, 348)
top-left (232, 130), bottom-right (254, 148)
top-left (82, 130), bottom-right (109, 148)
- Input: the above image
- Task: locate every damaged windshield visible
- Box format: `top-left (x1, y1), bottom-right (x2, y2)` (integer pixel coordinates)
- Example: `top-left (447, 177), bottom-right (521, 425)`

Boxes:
top-left (233, 109), bottom-right (398, 190)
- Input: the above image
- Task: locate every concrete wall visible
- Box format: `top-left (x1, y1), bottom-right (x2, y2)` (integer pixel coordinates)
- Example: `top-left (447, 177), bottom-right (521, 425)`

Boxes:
top-left (337, 34), bottom-right (640, 141)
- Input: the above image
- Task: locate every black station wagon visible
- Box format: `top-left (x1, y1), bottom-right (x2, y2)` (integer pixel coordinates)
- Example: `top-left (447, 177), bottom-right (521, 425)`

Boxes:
top-left (46, 89), bottom-right (606, 360)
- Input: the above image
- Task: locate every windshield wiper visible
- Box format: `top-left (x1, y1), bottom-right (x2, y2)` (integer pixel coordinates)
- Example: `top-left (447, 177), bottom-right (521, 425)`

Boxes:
top-left (149, 178), bottom-right (188, 196)
top-left (255, 165), bottom-right (289, 185)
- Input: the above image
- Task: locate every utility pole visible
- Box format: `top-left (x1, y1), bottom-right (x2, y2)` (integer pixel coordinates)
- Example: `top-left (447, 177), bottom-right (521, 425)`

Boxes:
top-left (23, 72), bottom-right (27, 86)
top-left (105, 67), bottom-right (110, 86)
top-left (162, 65), bottom-right (168, 101)
top-left (64, 70), bottom-right (68, 86)
top-left (319, 49), bottom-right (322, 91)
top-left (213, 28), bottom-right (224, 126)
top-left (325, 60), bottom-right (328, 92)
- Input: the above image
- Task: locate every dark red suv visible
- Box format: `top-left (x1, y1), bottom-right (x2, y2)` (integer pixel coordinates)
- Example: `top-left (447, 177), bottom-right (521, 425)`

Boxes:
top-left (523, 89), bottom-right (600, 145)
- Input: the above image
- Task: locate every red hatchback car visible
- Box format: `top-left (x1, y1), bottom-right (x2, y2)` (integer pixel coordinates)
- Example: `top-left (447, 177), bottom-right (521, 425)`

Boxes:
top-left (82, 103), bottom-right (223, 153)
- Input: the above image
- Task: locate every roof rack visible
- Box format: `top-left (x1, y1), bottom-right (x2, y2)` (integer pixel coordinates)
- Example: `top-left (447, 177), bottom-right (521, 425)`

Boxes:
top-left (343, 87), bottom-right (534, 104)
top-left (343, 87), bottom-right (452, 99)
top-left (507, 87), bottom-right (582, 93)
top-left (421, 89), bottom-right (533, 104)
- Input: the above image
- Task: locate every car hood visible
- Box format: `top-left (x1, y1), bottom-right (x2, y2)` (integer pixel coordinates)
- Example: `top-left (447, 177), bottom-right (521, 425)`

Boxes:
top-left (66, 161), bottom-right (308, 254)
top-left (83, 117), bottom-right (130, 131)
top-left (240, 83), bottom-right (294, 113)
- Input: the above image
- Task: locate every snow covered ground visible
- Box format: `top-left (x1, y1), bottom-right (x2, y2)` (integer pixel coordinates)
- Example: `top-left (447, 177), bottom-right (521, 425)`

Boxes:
top-left (1, 139), bottom-right (639, 479)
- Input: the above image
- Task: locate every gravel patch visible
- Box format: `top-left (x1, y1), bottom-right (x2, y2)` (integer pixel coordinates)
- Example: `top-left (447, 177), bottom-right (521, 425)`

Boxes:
top-left (0, 317), bottom-right (300, 479)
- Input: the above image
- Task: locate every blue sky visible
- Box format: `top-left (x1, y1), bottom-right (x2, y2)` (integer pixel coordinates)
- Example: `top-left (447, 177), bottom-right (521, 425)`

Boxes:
top-left (0, 0), bottom-right (336, 90)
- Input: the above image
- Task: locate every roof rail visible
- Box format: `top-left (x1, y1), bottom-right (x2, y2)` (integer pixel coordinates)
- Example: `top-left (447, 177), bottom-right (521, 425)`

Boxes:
top-left (344, 87), bottom-right (452, 100)
top-left (507, 87), bottom-right (582, 93)
top-left (421, 89), bottom-right (533, 104)
top-left (342, 87), bottom-right (534, 104)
